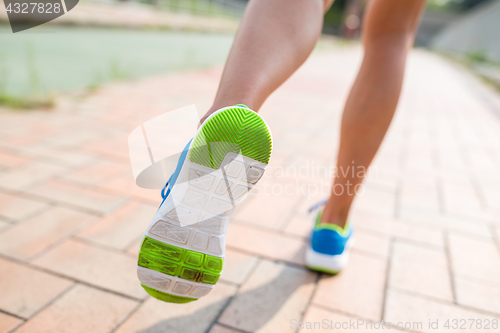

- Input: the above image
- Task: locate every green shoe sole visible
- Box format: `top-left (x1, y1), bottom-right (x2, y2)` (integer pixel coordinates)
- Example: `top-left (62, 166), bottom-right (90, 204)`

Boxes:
top-left (138, 105), bottom-right (272, 303)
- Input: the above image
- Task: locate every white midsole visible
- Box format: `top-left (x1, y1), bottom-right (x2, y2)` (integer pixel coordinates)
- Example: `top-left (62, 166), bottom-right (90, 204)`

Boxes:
top-left (144, 153), bottom-right (267, 256)
top-left (138, 266), bottom-right (214, 299)
top-left (305, 235), bottom-right (355, 272)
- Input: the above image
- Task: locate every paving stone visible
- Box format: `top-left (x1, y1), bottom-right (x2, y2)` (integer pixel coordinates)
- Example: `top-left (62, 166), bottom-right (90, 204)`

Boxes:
top-left (281, 154), bottom-right (331, 176)
top-left (14, 284), bottom-right (137, 333)
top-left (448, 233), bottom-right (500, 285)
top-left (0, 207), bottom-right (94, 260)
top-left (389, 241), bottom-right (453, 301)
top-left (208, 324), bottom-right (241, 333)
top-left (61, 160), bottom-right (128, 187)
top-left (125, 238), bottom-right (142, 257)
top-left (384, 290), bottom-right (500, 333)
top-left (283, 214), bottom-right (315, 238)
top-left (83, 136), bottom-right (130, 160)
top-left (494, 226), bottom-right (500, 242)
top-left (0, 312), bottom-right (23, 333)
top-left (220, 249), bottom-right (259, 285)
top-left (350, 211), bottom-right (444, 247)
top-left (0, 162), bottom-right (67, 191)
top-left (404, 151), bottom-right (435, 174)
top-left (371, 155), bottom-right (400, 178)
top-left (441, 182), bottom-right (483, 217)
top-left (226, 222), bottom-right (306, 266)
top-left (296, 191), bottom-right (331, 216)
top-left (0, 149), bottom-right (30, 169)
top-left (232, 178), bottom-right (300, 230)
top-left (351, 187), bottom-right (396, 218)
top-left (300, 305), bottom-right (395, 332)
top-left (455, 277), bottom-right (500, 315)
top-left (0, 192), bottom-right (47, 223)
top-left (1, 135), bottom-right (57, 152)
top-left (21, 145), bottom-right (96, 168)
top-left (0, 257), bottom-right (73, 318)
top-left (312, 252), bottom-right (386, 321)
top-left (219, 260), bottom-right (316, 332)
top-left (115, 282), bottom-right (237, 333)
top-left (78, 201), bottom-right (156, 250)
top-left (399, 181), bottom-right (440, 213)
top-left (100, 177), bottom-right (159, 204)
top-left (352, 231), bottom-right (390, 258)
top-left (27, 180), bottom-right (127, 215)
top-left (33, 239), bottom-right (146, 299)
top-left (397, 207), bottom-right (492, 238)
top-left (0, 220), bottom-right (10, 231)
top-left (363, 175), bottom-right (399, 195)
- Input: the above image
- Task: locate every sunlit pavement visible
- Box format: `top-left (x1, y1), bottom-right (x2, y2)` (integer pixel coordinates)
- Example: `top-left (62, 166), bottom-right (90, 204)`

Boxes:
top-left (1, 45), bottom-right (500, 333)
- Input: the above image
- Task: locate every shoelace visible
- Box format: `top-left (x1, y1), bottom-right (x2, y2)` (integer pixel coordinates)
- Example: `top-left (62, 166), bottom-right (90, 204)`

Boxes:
top-left (308, 199), bottom-right (328, 213)
top-left (161, 175), bottom-right (173, 200)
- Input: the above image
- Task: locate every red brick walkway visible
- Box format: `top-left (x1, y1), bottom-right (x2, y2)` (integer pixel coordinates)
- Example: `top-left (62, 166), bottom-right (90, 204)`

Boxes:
top-left (1, 44), bottom-right (500, 333)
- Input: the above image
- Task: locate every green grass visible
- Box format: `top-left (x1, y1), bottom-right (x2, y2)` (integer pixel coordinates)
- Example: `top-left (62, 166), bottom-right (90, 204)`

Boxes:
top-left (464, 50), bottom-right (491, 65)
top-left (0, 26), bottom-right (234, 109)
top-left (0, 94), bottom-right (55, 109)
top-left (436, 50), bottom-right (500, 93)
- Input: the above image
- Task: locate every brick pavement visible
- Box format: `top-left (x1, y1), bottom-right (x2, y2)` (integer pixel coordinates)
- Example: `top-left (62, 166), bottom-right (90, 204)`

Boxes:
top-left (1, 44), bottom-right (500, 333)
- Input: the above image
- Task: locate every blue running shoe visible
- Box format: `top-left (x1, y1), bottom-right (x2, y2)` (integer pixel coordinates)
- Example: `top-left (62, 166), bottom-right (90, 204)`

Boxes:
top-left (137, 105), bottom-right (273, 303)
top-left (305, 209), bottom-right (355, 275)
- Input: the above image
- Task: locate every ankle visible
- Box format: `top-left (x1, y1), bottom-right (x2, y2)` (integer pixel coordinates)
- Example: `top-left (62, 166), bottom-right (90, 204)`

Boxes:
top-left (199, 106), bottom-right (219, 126)
top-left (320, 212), bottom-right (348, 229)
top-left (320, 203), bottom-right (351, 229)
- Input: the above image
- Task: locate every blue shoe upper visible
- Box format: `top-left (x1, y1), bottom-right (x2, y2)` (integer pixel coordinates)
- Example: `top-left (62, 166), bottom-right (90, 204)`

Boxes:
top-left (159, 139), bottom-right (192, 208)
top-left (310, 211), bottom-right (353, 256)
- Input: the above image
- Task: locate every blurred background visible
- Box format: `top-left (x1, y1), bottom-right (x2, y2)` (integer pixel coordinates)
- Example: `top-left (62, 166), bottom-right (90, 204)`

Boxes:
top-left (0, 0), bottom-right (499, 109)
top-left (1, 1), bottom-right (500, 333)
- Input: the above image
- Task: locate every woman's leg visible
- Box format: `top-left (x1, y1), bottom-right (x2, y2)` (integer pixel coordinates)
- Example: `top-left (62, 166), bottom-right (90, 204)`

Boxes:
top-left (200, 0), bottom-right (334, 123)
top-left (321, 0), bottom-right (427, 227)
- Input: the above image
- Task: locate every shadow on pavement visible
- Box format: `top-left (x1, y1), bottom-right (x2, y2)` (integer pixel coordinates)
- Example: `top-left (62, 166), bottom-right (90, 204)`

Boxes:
top-left (138, 251), bottom-right (321, 333)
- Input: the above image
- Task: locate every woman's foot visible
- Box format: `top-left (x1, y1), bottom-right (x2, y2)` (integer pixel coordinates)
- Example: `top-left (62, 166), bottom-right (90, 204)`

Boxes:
top-left (305, 210), bottom-right (355, 274)
top-left (137, 105), bottom-right (273, 303)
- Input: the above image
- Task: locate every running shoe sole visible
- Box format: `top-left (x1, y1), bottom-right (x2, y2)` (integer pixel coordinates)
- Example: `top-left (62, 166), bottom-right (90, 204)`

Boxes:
top-left (137, 105), bottom-right (272, 303)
